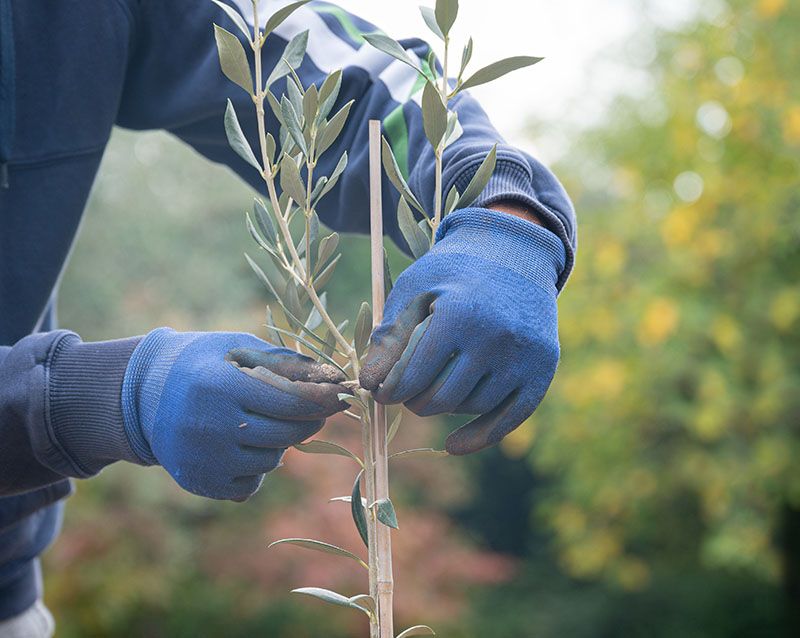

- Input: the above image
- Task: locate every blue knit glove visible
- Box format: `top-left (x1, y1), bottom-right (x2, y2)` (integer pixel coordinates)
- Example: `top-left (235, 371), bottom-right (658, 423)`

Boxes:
top-left (122, 329), bottom-right (347, 500)
top-left (360, 208), bottom-right (566, 455)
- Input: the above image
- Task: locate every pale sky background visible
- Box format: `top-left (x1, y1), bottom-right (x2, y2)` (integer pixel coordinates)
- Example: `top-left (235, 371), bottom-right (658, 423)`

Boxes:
top-left (337, 0), bottom-right (718, 163)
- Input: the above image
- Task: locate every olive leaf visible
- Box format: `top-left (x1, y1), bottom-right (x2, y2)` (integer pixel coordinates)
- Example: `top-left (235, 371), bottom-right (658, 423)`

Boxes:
top-left (317, 70), bottom-right (343, 122)
top-left (269, 538), bottom-right (368, 570)
top-left (362, 33), bottom-right (422, 74)
top-left (266, 29), bottom-right (309, 88)
top-left (435, 0), bottom-right (459, 37)
top-left (264, 306), bottom-right (287, 347)
top-left (291, 587), bottom-right (370, 615)
top-left (244, 253), bottom-right (280, 301)
top-left (211, 0), bottom-right (250, 40)
top-left (302, 83), bottom-right (319, 129)
top-left (396, 625), bottom-right (436, 637)
top-left (263, 0), bottom-right (311, 38)
top-left (294, 440), bottom-right (364, 468)
top-left (454, 144), bottom-right (497, 209)
top-left (397, 197), bottom-right (431, 259)
top-left (458, 55), bottom-right (543, 91)
top-left (286, 75), bottom-right (305, 119)
top-left (317, 100), bottom-right (354, 157)
top-left (213, 25), bottom-right (253, 94)
top-left (317, 152), bottom-right (348, 201)
top-left (224, 100), bottom-right (261, 171)
top-left (253, 198), bottom-right (277, 245)
top-left (381, 137), bottom-right (425, 214)
top-left (314, 253), bottom-right (341, 290)
top-left (279, 155), bottom-right (307, 207)
top-left (422, 80), bottom-right (448, 149)
top-left (268, 325), bottom-right (346, 372)
top-left (458, 36), bottom-right (474, 83)
top-left (280, 96), bottom-right (308, 157)
top-left (383, 248), bottom-right (394, 296)
top-left (387, 410), bottom-right (402, 444)
top-left (389, 448), bottom-right (449, 460)
top-left (351, 471), bottom-right (370, 547)
top-left (349, 594), bottom-right (376, 615)
top-left (245, 212), bottom-right (272, 252)
top-left (419, 6), bottom-right (444, 40)
top-left (374, 497), bottom-right (399, 530)
top-left (316, 233), bottom-right (340, 274)
top-left (354, 302), bottom-right (373, 358)
top-left (444, 184), bottom-right (460, 215)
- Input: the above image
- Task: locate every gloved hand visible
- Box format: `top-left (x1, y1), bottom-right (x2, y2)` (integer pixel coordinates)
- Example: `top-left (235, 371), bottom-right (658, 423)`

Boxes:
top-left (360, 208), bottom-right (566, 455)
top-left (122, 328), bottom-right (347, 500)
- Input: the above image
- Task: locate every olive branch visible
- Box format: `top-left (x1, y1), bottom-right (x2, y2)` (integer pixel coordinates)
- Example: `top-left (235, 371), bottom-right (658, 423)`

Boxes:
top-left (211, 1), bottom-right (541, 635)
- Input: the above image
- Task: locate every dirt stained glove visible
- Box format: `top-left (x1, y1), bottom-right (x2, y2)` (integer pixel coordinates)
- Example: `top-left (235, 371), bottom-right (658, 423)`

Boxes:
top-left (121, 328), bottom-right (347, 501)
top-left (360, 208), bottom-right (566, 455)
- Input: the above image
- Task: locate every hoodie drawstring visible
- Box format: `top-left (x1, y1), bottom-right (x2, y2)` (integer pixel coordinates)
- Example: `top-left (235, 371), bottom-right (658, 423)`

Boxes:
top-left (0, 0), bottom-right (15, 189)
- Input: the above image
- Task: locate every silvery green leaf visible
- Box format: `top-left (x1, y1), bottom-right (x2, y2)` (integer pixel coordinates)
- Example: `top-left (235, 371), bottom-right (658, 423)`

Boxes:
top-left (268, 325), bottom-right (346, 372)
top-left (354, 302), bottom-right (372, 358)
top-left (444, 184), bottom-right (460, 215)
top-left (458, 37), bottom-right (474, 82)
top-left (279, 155), bottom-right (307, 207)
top-left (246, 212), bottom-right (271, 252)
top-left (422, 80), bottom-right (448, 149)
top-left (318, 70), bottom-right (343, 121)
top-left (387, 410), bottom-right (402, 444)
top-left (309, 210), bottom-right (320, 249)
top-left (318, 152), bottom-right (348, 200)
top-left (286, 75), bottom-right (305, 118)
top-left (329, 495), bottom-right (367, 506)
top-left (381, 138), bottom-right (425, 215)
top-left (291, 587), bottom-right (366, 613)
top-left (383, 248), bottom-right (394, 296)
top-left (362, 33), bottom-right (421, 74)
top-left (224, 100), bottom-right (261, 171)
top-left (321, 326), bottom-right (336, 357)
top-left (443, 110), bottom-right (459, 148)
top-left (263, 0), bottom-right (311, 37)
top-left (266, 29), bottom-right (309, 87)
top-left (458, 55), bottom-right (543, 91)
top-left (397, 197), bottom-right (431, 259)
top-left (303, 83), bottom-right (318, 129)
top-left (211, 1), bottom-right (250, 40)
top-left (244, 253), bottom-right (280, 301)
top-left (304, 300), bottom-right (323, 331)
top-left (374, 498), bottom-right (399, 530)
top-left (280, 97), bottom-right (308, 156)
top-left (265, 133), bottom-right (277, 167)
top-left (426, 49), bottom-right (438, 83)
top-left (338, 392), bottom-right (367, 411)
top-left (265, 306), bottom-right (287, 347)
top-left (317, 100), bottom-right (354, 157)
top-left (266, 91), bottom-right (283, 121)
top-left (281, 279), bottom-right (304, 321)
top-left (435, 0), bottom-right (458, 37)
top-left (396, 625), bottom-right (436, 637)
top-left (351, 471), bottom-right (369, 547)
top-left (314, 253), bottom-right (341, 290)
top-left (454, 144), bottom-right (496, 209)
top-left (419, 6), bottom-right (444, 40)
top-left (389, 448), bottom-right (449, 460)
top-left (316, 233), bottom-right (340, 273)
top-left (309, 176), bottom-right (327, 203)
top-left (253, 198), bottom-right (277, 245)
top-left (213, 25), bottom-right (253, 95)
top-left (349, 594), bottom-right (376, 615)
top-left (269, 538), bottom-right (367, 570)
top-left (294, 440), bottom-right (364, 469)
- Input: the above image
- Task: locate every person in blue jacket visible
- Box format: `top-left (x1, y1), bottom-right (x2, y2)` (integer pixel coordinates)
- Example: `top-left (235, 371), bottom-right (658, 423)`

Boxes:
top-left (0, 1), bottom-right (576, 634)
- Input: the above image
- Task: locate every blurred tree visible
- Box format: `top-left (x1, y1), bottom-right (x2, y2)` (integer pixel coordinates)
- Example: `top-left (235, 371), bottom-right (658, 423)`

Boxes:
top-left (519, 0), bottom-right (800, 630)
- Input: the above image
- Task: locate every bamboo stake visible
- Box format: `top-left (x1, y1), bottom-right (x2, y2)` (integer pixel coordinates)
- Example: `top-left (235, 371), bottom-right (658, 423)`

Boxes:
top-left (369, 119), bottom-right (394, 637)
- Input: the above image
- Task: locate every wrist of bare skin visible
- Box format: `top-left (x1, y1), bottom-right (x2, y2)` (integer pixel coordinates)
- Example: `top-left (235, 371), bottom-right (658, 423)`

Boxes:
top-left (487, 200), bottom-right (543, 226)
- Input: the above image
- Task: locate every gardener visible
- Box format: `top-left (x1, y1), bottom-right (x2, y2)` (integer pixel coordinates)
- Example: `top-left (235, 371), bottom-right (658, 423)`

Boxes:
top-left (0, 1), bottom-right (576, 635)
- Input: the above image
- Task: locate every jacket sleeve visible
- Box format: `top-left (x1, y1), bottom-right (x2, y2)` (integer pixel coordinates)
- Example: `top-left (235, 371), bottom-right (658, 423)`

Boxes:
top-left (116, 0), bottom-right (576, 290)
top-left (0, 332), bottom-right (142, 496)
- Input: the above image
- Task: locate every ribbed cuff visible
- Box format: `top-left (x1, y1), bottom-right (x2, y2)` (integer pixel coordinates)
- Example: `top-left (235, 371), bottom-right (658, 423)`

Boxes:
top-left (46, 334), bottom-right (143, 477)
top-left (0, 559), bottom-right (39, 622)
top-left (434, 207), bottom-right (566, 297)
top-left (447, 152), bottom-right (575, 292)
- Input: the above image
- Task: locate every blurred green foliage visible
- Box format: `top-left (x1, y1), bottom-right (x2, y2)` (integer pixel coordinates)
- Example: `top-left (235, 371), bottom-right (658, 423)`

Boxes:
top-left (46, 0), bottom-right (798, 635)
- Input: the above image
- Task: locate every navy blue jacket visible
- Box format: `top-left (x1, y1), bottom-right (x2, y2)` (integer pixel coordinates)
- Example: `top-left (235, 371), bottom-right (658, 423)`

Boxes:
top-left (0, 0), bottom-right (576, 619)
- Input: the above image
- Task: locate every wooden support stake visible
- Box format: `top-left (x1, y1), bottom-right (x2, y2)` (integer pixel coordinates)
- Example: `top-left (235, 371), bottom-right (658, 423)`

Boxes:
top-left (369, 119), bottom-right (394, 638)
